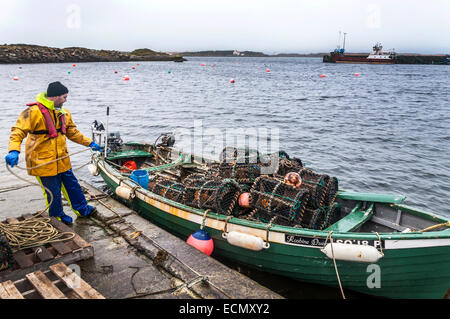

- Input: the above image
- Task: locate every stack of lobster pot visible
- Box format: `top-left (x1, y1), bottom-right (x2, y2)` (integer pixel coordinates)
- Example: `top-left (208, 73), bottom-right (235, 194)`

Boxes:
top-left (248, 176), bottom-right (310, 227)
top-left (295, 168), bottom-right (340, 230)
top-left (182, 174), bottom-right (242, 216)
top-left (296, 168), bottom-right (339, 208)
top-left (214, 146), bottom-right (276, 185)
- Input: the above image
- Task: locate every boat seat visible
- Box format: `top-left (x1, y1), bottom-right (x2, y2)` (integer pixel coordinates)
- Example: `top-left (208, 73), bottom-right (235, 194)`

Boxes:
top-left (326, 203), bottom-right (374, 232)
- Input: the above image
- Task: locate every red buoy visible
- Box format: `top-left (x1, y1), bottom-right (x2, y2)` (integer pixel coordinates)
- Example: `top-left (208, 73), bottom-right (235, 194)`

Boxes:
top-left (200, 63), bottom-right (206, 66)
top-left (123, 75), bottom-right (130, 81)
top-left (72, 64), bottom-right (76, 67)
top-left (132, 66), bottom-right (135, 70)
top-left (186, 229), bottom-right (214, 256)
top-left (355, 73), bottom-right (360, 77)
top-left (230, 78), bottom-right (235, 83)
top-left (266, 69), bottom-right (270, 72)
top-left (211, 64), bottom-right (215, 67)
top-left (320, 74), bottom-right (325, 78)
top-left (13, 77), bottom-right (19, 81)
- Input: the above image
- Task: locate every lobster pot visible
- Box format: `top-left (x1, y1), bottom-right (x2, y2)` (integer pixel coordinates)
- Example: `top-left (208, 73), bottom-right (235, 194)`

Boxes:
top-left (149, 178), bottom-right (185, 203)
top-left (298, 168), bottom-right (330, 209)
top-left (249, 176), bottom-right (310, 226)
top-left (0, 231), bottom-right (14, 271)
top-left (182, 178), bottom-right (242, 216)
top-left (301, 202), bottom-right (341, 230)
top-left (215, 162), bottom-right (271, 184)
top-left (277, 157), bottom-right (303, 176)
top-left (324, 177), bottom-right (339, 206)
top-left (219, 146), bottom-right (262, 164)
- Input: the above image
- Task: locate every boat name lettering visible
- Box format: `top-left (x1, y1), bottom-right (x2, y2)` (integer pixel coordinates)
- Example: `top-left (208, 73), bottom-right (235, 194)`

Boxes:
top-left (285, 235), bottom-right (384, 248)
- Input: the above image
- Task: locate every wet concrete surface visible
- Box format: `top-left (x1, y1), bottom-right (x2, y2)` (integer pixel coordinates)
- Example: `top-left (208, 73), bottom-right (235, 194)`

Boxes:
top-left (0, 178), bottom-right (283, 299)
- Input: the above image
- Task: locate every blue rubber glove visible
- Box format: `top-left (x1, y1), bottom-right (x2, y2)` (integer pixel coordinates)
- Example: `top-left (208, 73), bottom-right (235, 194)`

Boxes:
top-left (5, 151), bottom-right (19, 168)
top-left (89, 141), bottom-right (103, 151)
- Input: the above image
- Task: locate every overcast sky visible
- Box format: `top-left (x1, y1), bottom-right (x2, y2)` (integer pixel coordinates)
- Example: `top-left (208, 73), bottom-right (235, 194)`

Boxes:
top-left (1, 0), bottom-right (449, 54)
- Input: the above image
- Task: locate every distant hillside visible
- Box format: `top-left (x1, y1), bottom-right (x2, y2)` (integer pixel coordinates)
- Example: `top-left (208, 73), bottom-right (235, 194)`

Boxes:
top-left (178, 50), bottom-right (326, 57)
top-left (0, 44), bottom-right (186, 63)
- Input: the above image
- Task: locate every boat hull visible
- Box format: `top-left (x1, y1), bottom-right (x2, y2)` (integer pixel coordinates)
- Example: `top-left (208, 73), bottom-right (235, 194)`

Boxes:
top-left (97, 161), bottom-right (450, 299)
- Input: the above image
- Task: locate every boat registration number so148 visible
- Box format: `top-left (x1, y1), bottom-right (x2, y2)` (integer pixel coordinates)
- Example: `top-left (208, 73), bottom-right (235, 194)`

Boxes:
top-left (285, 235), bottom-right (384, 248)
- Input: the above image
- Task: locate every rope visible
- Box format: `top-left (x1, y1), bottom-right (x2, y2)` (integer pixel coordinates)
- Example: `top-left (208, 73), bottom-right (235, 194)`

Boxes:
top-left (420, 221), bottom-right (450, 232)
top-left (0, 217), bottom-right (75, 251)
top-left (325, 231), bottom-right (346, 299)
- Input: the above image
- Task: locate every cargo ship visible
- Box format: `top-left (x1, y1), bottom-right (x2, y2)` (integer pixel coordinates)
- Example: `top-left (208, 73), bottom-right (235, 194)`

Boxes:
top-left (323, 33), bottom-right (449, 65)
top-left (325, 42), bottom-right (396, 64)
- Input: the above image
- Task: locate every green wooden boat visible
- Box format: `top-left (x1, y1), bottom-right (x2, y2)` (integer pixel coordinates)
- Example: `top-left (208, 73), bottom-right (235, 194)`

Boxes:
top-left (90, 141), bottom-right (450, 299)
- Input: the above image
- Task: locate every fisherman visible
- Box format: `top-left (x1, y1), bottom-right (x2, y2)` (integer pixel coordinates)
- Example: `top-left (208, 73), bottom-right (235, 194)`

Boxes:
top-left (4, 81), bottom-right (103, 225)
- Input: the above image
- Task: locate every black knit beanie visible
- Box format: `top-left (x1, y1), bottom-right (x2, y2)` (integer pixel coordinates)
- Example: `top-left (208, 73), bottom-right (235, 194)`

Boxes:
top-left (47, 81), bottom-right (69, 97)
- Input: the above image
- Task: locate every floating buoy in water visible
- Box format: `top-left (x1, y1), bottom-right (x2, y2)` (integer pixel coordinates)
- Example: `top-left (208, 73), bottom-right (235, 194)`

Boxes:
top-left (114, 70), bottom-right (118, 74)
top-left (320, 74), bottom-right (325, 78)
top-left (168, 70), bottom-right (171, 74)
top-left (211, 64), bottom-right (215, 67)
top-left (123, 75), bottom-right (130, 81)
top-left (200, 63), bottom-right (206, 66)
top-left (266, 69), bottom-right (270, 72)
top-left (67, 71), bottom-right (71, 75)
top-left (72, 64), bottom-right (76, 67)
top-left (230, 78), bottom-right (235, 83)
top-left (13, 76), bottom-right (19, 81)
top-left (355, 73), bottom-right (360, 77)
top-left (187, 229), bottom-right (214, 256)
top-left (131, 66), bottom-right (135, 70)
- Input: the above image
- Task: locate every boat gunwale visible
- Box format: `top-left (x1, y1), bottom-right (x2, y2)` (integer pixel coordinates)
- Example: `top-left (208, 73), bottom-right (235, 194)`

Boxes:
top-left (93, 152), bottom-right (450, 242)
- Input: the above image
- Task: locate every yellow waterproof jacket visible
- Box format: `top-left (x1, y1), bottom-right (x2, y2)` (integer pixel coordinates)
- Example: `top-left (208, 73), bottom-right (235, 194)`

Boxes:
top-left (8, 93), bottom-right (92, 176)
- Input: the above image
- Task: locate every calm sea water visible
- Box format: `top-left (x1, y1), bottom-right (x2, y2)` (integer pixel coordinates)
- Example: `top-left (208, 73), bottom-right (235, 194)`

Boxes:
top-left (1, 57), bottom-right (449, 298)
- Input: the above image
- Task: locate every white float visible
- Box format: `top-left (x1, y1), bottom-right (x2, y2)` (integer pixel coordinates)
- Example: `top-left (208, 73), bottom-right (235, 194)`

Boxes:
top-left (115, 185), bottom-right (134, 200)
top-left (321, 243), bottom-right (383, 263)
top-left (88, 163), bottom-right (99, 176)
top-left (222, 231), bottom-right (270, 251)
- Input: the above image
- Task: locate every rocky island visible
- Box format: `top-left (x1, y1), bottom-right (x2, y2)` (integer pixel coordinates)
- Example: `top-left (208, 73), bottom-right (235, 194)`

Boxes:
top-left (0, 44), bottom-right (186, 64)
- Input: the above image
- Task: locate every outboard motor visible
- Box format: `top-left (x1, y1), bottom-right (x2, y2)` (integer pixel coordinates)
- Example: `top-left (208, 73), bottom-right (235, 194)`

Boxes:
top-left (155, 132), bottom-right (175, 147)
top-left (107, 132), bottom-right (123, 153)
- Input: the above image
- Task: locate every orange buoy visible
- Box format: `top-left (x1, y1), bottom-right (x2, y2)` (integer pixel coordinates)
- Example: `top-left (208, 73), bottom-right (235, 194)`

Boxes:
top-left (320, 74), bottom-right (325, 78)
top-left (230, 78), bottom-right (235, 83)
top-left (186, 229), bottom-right (214, 256)
top-left (123, 75), bottom-right (130, 81)
top-left (284, 172), bottom-right (302, 188)
top-left (238, 192), bottom-right (251, 208)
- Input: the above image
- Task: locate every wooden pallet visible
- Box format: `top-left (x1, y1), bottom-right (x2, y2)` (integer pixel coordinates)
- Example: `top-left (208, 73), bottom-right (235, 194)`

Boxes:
top-left (0, 262), bottom-right (104, 299)
top-left (0, 214), bottom-right (94, 283)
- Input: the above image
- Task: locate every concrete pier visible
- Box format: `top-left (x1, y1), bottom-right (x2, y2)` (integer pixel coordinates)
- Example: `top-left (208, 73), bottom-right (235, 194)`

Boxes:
top-left (0, 179), bottom-right (283, 299)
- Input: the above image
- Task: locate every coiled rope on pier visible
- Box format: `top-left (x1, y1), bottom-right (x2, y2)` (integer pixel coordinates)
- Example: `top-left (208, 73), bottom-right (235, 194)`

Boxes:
top-left (2, 148), bottom-right (91, 252)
